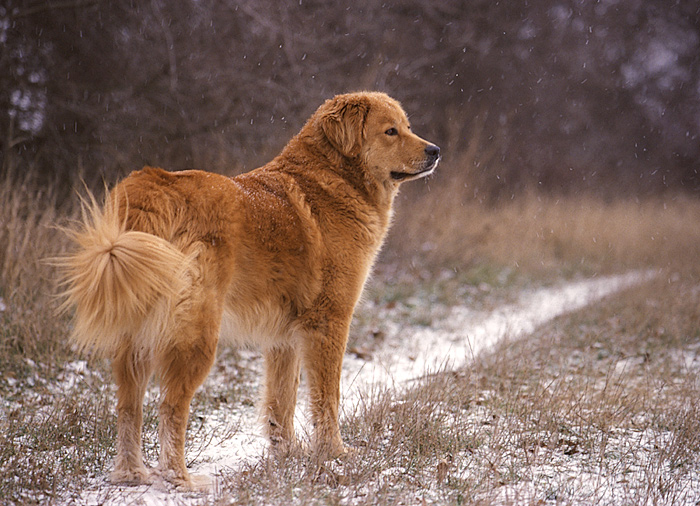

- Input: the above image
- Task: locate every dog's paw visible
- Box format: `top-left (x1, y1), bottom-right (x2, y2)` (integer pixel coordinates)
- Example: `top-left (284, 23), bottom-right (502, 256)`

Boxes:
top-left (269, 437), bottom-right (308, 459)
top-left (180, 473), bottom-right (214, 493)
top-left (109, 465), bottom-right (154, 486)
top-left (155, 468), bottom-right (213, 493)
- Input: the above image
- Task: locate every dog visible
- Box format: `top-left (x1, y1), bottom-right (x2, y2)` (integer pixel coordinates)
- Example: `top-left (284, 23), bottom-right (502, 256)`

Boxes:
top-left (57, 91), bottom-right (440, 490)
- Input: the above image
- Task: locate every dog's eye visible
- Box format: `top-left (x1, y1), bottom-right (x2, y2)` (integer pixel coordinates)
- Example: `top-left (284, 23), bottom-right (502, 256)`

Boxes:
top-left (385, 128), bottom-right (398, 136)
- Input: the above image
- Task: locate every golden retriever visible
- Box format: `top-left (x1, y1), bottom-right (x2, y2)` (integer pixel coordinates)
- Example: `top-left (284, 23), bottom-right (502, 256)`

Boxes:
top-left (58, 91), bottom-right (440, 490)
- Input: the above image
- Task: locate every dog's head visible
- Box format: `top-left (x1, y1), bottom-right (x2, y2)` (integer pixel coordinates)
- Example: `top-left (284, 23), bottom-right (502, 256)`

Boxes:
top-left (316, 92), bottom-right (440, 186)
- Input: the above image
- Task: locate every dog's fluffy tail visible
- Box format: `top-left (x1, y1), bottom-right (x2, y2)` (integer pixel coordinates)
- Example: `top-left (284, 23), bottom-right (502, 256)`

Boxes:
top-left (56, 193), bottom-right (189, 358)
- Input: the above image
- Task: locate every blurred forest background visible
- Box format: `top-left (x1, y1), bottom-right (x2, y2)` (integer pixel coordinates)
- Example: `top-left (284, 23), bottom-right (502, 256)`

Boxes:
top-left (1, 0), bottom-right (699, 200)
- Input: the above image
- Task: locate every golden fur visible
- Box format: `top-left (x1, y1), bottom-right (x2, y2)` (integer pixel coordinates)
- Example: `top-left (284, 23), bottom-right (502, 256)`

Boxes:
top-left (58, 91), bottom-right (440, 490)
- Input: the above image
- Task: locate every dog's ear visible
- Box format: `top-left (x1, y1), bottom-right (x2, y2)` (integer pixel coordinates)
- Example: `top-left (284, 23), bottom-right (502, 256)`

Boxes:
top-left (319, 95), bottom-right (370, 158)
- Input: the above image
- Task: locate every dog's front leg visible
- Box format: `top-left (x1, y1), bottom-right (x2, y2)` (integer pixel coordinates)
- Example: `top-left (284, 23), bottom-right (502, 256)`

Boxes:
top-left (301, 315), bottom-right (351, 459)
top-left (263, 345), bottom-right (301, 449)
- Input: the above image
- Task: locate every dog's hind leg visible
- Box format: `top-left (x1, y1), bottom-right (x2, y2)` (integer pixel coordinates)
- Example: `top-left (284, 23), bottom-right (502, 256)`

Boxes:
top-left (262, 345), bottom-right (301, 450)
top-left (155, 302), bottom-right (220, 491)
top-left (110, 344), bottom-right (154, 485)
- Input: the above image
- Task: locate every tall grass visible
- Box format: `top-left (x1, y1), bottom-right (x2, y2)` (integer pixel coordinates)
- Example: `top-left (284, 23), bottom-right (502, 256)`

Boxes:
top-left (391, 181), bottom-right (700, 278)
top-left (0, 169), bottom-right (77, 364)
top-left (0, 170), bottom-right (104, 504)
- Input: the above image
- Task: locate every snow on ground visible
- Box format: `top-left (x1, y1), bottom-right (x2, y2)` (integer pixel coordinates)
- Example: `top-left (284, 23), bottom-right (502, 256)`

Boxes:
top-left (339, 271), bottom-right (648, 408)
top-left (69, 272), bottom-right (651, 505)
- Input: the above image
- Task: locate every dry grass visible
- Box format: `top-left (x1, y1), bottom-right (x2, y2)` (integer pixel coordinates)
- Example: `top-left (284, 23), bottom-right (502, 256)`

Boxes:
top-left (391, 180), bottom-right (700, 278)
top-left (1, 169), bottom-right (699, 504)
top-left (0, 170), bottom-right (102, 505)
top-left (0, 169), bottom-right (76, 363)
top-left (453, 274), bottom-right (700, 503)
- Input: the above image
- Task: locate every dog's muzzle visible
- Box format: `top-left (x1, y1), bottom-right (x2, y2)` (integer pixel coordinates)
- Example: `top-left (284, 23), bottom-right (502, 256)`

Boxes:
top-left (390, 144), bottom-right (441, 181)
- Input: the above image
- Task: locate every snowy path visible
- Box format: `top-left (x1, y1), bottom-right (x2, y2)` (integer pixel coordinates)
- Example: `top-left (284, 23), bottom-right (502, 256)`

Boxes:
top-left (75, 272), bottom-right (648, 505)
top-left (196, 272), bottom-right (648, 479)
top-left (340, 271), bottom-right (647, 407)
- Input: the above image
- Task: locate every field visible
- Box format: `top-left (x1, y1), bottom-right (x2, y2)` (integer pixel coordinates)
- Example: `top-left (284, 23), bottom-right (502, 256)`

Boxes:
top-left (1, 169), bottom-right (699, 505)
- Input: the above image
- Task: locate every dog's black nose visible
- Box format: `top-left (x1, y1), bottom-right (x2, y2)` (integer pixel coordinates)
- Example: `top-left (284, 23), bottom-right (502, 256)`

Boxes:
top-left (425, 144), bottom-right (440, 160)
